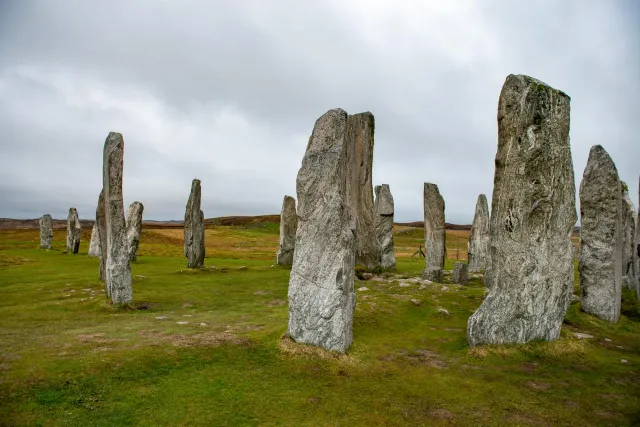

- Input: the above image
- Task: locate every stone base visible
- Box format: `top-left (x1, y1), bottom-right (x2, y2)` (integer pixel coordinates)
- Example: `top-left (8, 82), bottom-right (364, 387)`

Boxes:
top-left (422, 267), bottom-right (443, 282)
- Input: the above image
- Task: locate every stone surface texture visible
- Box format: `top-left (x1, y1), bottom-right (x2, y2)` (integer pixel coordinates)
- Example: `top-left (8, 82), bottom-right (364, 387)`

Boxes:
top-left (88, 224), bottom-right (101, 257)
top-left (96, 190), bottom-right (108, 283)
top-left (452, 262), bottom-right (469, 286)
top-left (467, 74), bottom-right (577, 346)
top-left (621, 183), bottom-right (637, 289)
top-left (184, 179), bottom-right (205, 268)
top-left (39, 214), bottom-right (53, 249)
top-left (579, 145), bottom-right (623, 322)
top-left (467, 194), bottom-right (490, 273)
top-left (422, 183), bottom-right (445, 281)
top-left (636, 176), bottom-right (640, 297)
top-left (287, 108), bottom-right (356, 353)
top-left (66, 208), bottom-right (81, 254)
top-left (276, 195), bottom-right (297, 265)
top-left (126, 201), bottom-right (144, 262)
top-left (374, 184), bottom-right (396, 269)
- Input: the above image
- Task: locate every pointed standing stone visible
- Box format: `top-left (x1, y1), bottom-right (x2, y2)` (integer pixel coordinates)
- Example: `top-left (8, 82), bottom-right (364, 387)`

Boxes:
top-left (126, 201), bottom-right (144, 262)
top-left (468, 194), bottom-right (490, 273)
top-left (621, 182), bottom-right (637, 289)
top-left (88, 224), bottom-right (101, 257)
top-left (66, 208), bottom-right (81, 254)
top-left (467, 74), bottom-right (576, 346)
top-left (422, 183), bottom-right (445, 282)
top-left (276, 195), bottom-right (297, 265)
top-left (184, 179), bottom-right (205, 268)
top-left (579, 145), bottom-right (623, 322)
top-left (96, 190), bottom-right (108, 284)
top-left (103, 132), bottom-right (133, 305)
top-left (374, 184), bottom-right (396, 269)
top-left (288, 108), bottom-right (356, 353)
top-left (39, 214), bottom-right (53, 249)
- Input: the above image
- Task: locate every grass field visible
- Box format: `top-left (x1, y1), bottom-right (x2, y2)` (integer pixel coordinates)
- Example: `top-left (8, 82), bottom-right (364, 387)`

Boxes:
top-left (0, 223), bottom-right (638, 426)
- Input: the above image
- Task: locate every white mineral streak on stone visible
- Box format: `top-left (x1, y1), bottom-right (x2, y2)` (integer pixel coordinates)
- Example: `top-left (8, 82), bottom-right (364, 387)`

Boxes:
top-left (579, 145), bottom-right (623, 323)
top-left (66, 208), bottom-right (81, 254)
top-left (96, 190), bottom-right (108, 284)
top-left (39, 214), bottom-right (53, 249)
top-left (287, 108), bottom-right (356, 353)
top-left (452, 262), bottom-right (469, 286)
top-left (103, 132), bottom-right (133, 305)
top-left (468, 194), bottom-right (490, 273)
top-left (184, 179), bottom-right (205, 268)
top-left (276, 195), bottom-right (297, 265)
top-left (88, 224), bottom-right (100, 257)
top-left (422, 183), bottom-right (445, 282)
top-left (467, 74), bottom-right (576, 346)
top-left (620, 183), bottom-right (637, 290)
top-left (126, 201), bottom-right (144, 262)
top-left (374, 184), bottom-right (396, 269)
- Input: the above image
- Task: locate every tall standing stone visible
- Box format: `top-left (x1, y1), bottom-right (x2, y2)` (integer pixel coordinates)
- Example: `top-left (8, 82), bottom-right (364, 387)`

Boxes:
top-left (288, 108), bottom-right (356, 353)
top-left (374, 184), bottom-right (396, 269)
top-left (184, 179), bottom-right (205, 268)
top-left (579, 145), bottom-right (623, 322)
top-left (467, 74), bottom-right (576, 346)
top-left (66, 208), bottom-right (81, 254)
top-left (96, 190), bottom-right (108, 284)
top-left (126, 201), bottom-right (144, 262)
top-left (39, 214), bottom-right (53, 249)
top-left (636, 176), bottom-right (640, 297)
top-left (422, 183), bottom-right (445, 282)
top-left (346, 112), bottom-right (379, 270)
top-left (276, 195), bottom-right (297, 265)
top-left (621, 182), bottom-right (637, 290)
top-left (467, 194), bottom-right (490, 273)
top-left (88, 224), bottom-right (101, 258)
top-left (103, 132), bottom-right (132, 305)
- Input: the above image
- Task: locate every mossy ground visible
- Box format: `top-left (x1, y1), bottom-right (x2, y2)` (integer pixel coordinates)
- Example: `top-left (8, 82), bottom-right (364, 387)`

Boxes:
top-left (0, 224), bottom-right (638, 426)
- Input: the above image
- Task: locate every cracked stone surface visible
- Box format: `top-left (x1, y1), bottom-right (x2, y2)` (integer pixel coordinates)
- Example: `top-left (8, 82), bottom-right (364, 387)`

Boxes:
top-left (126, 201), bottom-right (144, 262)
top-left (422, 183), bottom-right (445, 281)
top-left (184, 179), bottom-right (205, 268)
top-left (276, 195), bottom-right (297, 265)
top-left (468, 194), bottom-right (490, 273)
top-left (39, 214), bottom-right (53, 249)
top-left (374, 184), bottom-right (396, 269)
top-left (66, 208), bottom-right (81, 254)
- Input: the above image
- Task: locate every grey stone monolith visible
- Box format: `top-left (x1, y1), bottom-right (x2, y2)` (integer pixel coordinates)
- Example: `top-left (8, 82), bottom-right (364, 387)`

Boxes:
top-left (39, 214), bottom-right (53, 249)
top-left (126, 201), bottom-right (144, 262)
top-left (96, 190), bottom-right (108, 284)
top-left (621, 183), bottom-right (637, 290)
top-left (636, 176), bottom-right (640, 297)
top-left (579, 145), bottom-right (623, 322)
top-left (374, 184), bottom-right (396, 269)
top-left (452, 262), bottom-right (468, 286)
top-left (184, 179), bottom-right (205, 268)
top-left (103, 132), bottom-right (133, 305)
top-left (88, 224), bottom-right (100, 257)
top-left (468, 194), bottom-right (490, 273)
top-left (276, 195), bottom-right (297, 265)
top-left (66, 208), bottom-right (81, 254)
top-left (422, 183), bottom-right (445, 282)
top-left (467, 74), bottom-right (576, 346)
top-left (287, 108), bottom-right (356, 353)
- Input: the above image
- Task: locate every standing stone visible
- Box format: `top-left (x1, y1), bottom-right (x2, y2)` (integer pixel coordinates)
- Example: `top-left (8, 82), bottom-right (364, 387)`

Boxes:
top-left (452, 262), bottom-right (468, 286)
top-left (184, 179), bottom-right (205, 268)
top-left (422, 183), bottom-right (445, 282)
top-left (374, 184), bottom-right (396, 269)
top-left (103, 132), bottom-right (133, 305)
top-left (636, 176), bottom-right (640, 297)
top-left (88, 224), bottom-right (101, 258)
top-left (467, 74), bottom-right (576, 346)
top-left (96, 190), bottom-right (108, 284)
top-left (621, 182), bottom-right (637, 289)
top-left (66, 208), bottom-right (81, 254)
top-left (468, 194), bottom-right (490, 273)
top-left (579, 145), bottom-right (623, 322)
top-left (39, 214), bottom-right (53, 249)
top-left (288, 108), bottom-right (356, 353)
top-left (276, 195), bottom-right (297, 265)
top-left (126, 201), bottom-right (144, 262)
top-left (346, 112), bottom-right (380, 270)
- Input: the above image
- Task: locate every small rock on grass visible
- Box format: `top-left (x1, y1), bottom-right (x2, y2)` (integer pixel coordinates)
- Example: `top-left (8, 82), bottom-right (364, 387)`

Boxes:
top-left (362, 273), bottom-right (373, 280)
top-left (358, 287), bottom-right (370, 291)
top-left (176, 321), bottom-right (189, 325)
top-left (410, 299), bottom-right (421, 306)
top-left (155, 316), bottom-right (169, 320)
top-left (573, 332), bottom-right (594, 339)
top-left (437, 307), bottom-right (450, 315)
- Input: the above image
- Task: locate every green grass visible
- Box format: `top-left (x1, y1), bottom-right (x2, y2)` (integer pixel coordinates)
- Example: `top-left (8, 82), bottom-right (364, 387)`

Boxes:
top-left (0, 226), bottom-right (639, 426)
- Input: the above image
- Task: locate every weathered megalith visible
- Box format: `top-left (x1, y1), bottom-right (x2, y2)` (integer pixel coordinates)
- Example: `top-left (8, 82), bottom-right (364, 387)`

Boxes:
top-left (276, 195), bottom-right (297, 265)
top-left (621, 182), bottom-right (637, 289)
top-left (579, 145), bottom-right (623, 322)
top-left (126, 201), bottom-right (144, 262)
top-left (452, 262), bottom-right (468, 286)
top-left (467, 74), bottom-right (576, 346)
top-left (103, 132), bottom-right (133, 305)
top-left (96, 190), bottom-right (108, 284)
top-left (374, 184), bottom-right (396, 269)
top-left (88, 224), bottom-right (101, 257)
top-left (184, 179), bottom-right (205, 268)
top-left (422, 183), bottom-right (445, 282)
top-left (287, 108), bottom-right (356, 353)
top-left (468, 194), bottom-right (490, 273)
top-left (66, 208), bottom-right (81, 254)
top-left (346, 112), bottom-right (379, 270)
top-left (39, 214), bottom-right (53, 249)
top-left (636, 176), bottom-right (640, 296)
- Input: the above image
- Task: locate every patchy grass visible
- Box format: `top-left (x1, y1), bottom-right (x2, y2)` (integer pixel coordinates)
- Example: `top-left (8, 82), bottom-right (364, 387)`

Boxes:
top-left (0, 224), bottom-right (639, 426)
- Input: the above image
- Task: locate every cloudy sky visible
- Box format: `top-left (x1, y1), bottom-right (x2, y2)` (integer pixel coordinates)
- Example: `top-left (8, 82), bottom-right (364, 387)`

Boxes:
top-left (1, 0), bottom-right (638, 223)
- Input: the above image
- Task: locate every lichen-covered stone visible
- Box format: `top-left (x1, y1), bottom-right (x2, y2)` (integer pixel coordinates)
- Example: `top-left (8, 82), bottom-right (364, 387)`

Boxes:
top-left (39, 214), bottom-right (53, 249)
top-left (88, 224), bottom-right (100, 257)
top-left (66, 208), bottom-right (81, 254)
top-left (620, 183), bottom-right (637, 290)
top-left (579, 145), bottom-right (622, 323)
top-left (96, 190), bottom-right (108, 283)
top-left (276, 195), bottom-right (297, 265)
top-left (467, 74), bottom-right (576, 346)
top-left (287, 108), bottom-right (356, 353)
top-left (422, 183), bottom-right (445, 281)
top-left (374, 184), bottom-right (396, 269)
top-left (452, 262), bottom-right (468, 286)
top-left (468, 194), bottom-right (490, 273)
top-left (126, 201), bottom-right (144, 262)
top-left (184, 179), bottom-right (205, 268)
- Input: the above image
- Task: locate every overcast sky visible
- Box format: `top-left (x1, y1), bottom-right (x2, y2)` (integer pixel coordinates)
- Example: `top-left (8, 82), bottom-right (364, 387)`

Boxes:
top-left (1, 0), bottom-right (638, 223)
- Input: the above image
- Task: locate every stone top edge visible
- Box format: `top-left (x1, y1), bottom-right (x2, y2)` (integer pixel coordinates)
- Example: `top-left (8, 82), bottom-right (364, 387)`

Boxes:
top-left (507, 74), bottom-right (570, 99)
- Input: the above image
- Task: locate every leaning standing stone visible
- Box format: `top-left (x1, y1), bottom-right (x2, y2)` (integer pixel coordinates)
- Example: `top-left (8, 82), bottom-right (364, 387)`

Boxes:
top-left (276, 195), bottom-right (297, 265)
top-left (184, 179), bottom-right (205, 268)
top-left (579, 145), bottom-right (623, 322)
top-left (621, 182), bottom-right (637, 289)
top-left (66, 208), bottom-right (81, 254)
top-left (422, 183), bottom-right (445, 282)
top-left (467, 194), bottom-right (490, 273)
top-left (452, 262), bottom-right (468, 286)
top-left (374, 184), bottom-right (396, 269)
top-left (88, 224), bottom-right (101, 258)
top-left (467, 74), bottom-right (576, 346)
top-left (39, 214), bottom-right (53, 249)
top-left (126, 201), bottom-right (144, 262)
top-left (288, 108), bottom-right (356, 353)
